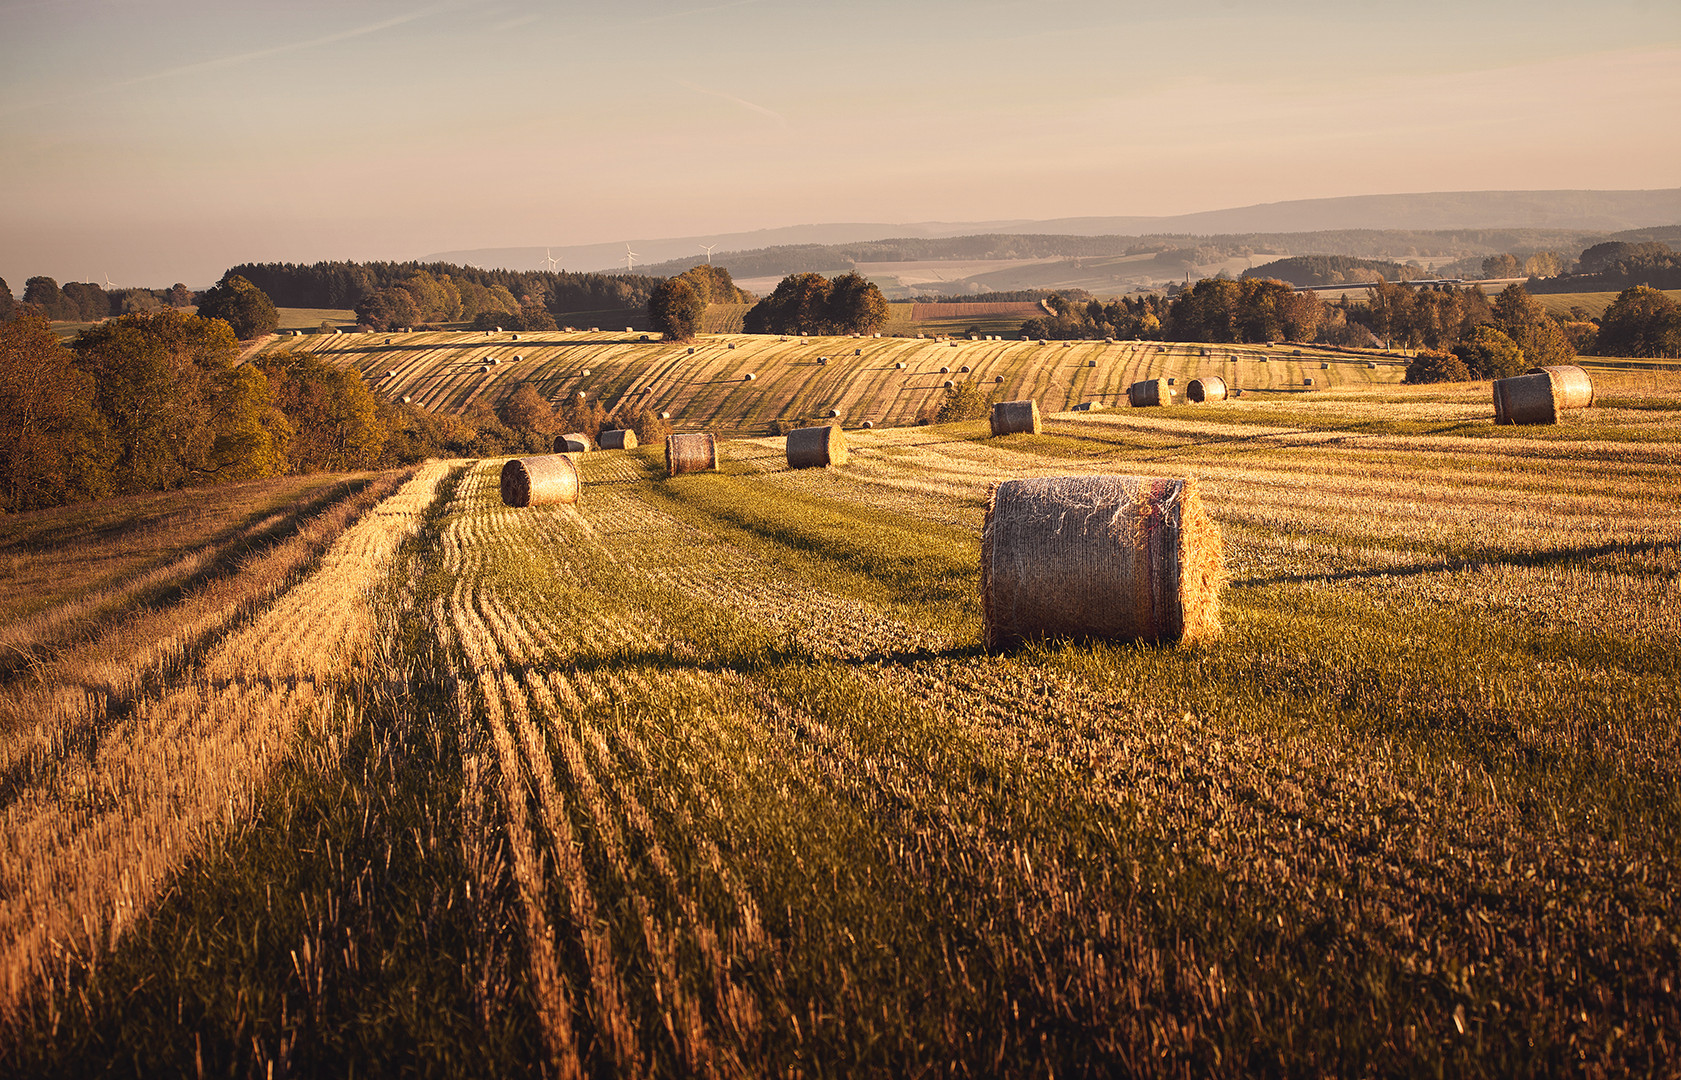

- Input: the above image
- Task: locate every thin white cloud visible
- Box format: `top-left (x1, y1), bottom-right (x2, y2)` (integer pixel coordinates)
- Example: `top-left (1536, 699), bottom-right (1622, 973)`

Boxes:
top-left (677, 78), bottom-right (786, 123)
top-left (491, 12), bottom-right (542, 32)
top-left (637, 0), bottom-right (766, 26)
top-left (1, 3), bottom-right (461, 116)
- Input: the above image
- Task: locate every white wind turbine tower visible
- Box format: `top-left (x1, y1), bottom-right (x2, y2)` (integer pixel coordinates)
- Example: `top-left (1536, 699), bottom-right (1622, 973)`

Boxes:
top-left (101, 271), bottom-right (116, 288)
top-left (624, 244), bottom-right (640, 274)
top-left (542, 249), bottom-right (559, 272)
top-left (700, 243), bottom-right (717, 264)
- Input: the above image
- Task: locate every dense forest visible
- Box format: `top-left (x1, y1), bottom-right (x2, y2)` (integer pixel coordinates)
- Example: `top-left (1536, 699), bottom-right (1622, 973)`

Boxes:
top-left (225, 260), bottom-right (670, 323)
top-left (1241, 255), bottom-right (1429, 286)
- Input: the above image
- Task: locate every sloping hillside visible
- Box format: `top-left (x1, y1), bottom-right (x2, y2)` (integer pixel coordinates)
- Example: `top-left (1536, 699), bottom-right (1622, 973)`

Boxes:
top-left (256, 329), bottom-right (1409, 434)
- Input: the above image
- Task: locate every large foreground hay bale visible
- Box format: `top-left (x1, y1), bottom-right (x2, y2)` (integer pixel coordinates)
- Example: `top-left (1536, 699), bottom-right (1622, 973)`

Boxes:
top-left (1186, 376), bottom-right (1226, 402)
top-left (554, 432), bottom-right (593, 453)
top-left (598, 428), bottom-right (638, 450)
top-left (980, 475), bottom-right (1223, 651)
top-left (500, 455), bottom-right (580, 507)
top-left (786, 425), bottom-right (848, 469)
top-left (665, 432), bottom-right (718, 476)
top-left (990, 399), bottom-right (1042, 436)
top-left (1129, 378), bottom-right (1172, 407)
top-left (1493, 372), bottom-right (1559, 425)
top-left (1528, 365), bottom-right (1594, 409)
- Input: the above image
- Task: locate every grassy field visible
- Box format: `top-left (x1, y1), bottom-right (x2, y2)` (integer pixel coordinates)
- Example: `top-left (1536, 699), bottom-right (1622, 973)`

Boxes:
top-left (254, 328), bottom-right (1421, 434)
top-left (2, 361), bottom-right (1679, 1075)
top-left (274, 307), bottom-right (359, 330)
top-left (1531, 289), bottom-right (1681, 319)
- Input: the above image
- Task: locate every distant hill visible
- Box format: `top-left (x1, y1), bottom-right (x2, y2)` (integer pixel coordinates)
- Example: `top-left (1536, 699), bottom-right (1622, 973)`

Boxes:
top-left (425, 189), bottom-right (1680, 275)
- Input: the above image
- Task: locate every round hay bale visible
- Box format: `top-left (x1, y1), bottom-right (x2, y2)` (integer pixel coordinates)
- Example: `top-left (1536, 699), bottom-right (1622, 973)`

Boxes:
top-left (401, 395), bottom-right (412, 404)
top-left (743, 372), bottom-right (756, 381)
top-left (860, 420), bottom-right (875, 429)
top-left (1303, 378), bottom-right (1314, 386)
top-left (554, 432), bottom-right (593, 453)
top-left (658, 410), bottom-right (671, 420)
top-left (1129, 378), bottom-right (1172, 407)
top-left (581, 368), bottom-right (592, 376)
top-left (990, 399), bottom-right (1042, 436)
top-left (665, 432), bottom-right (718, 476)
top-left (818, 356), bottom-right (828, 365)
top-left (940, 366), bottom-right (950, 374)
top-left (1186, 376), bottom-right (1227, 402)
top-left (994, 375), bottom-right (1005, 383)
top-left (1493, 372), bottom-right (1559, 425)
top-left (980, 475), bottom-right (1224, 651)
top-left (855, 348), bottom-right (863, 356)
top-left (896, 361), bottom-right (907, 369)
top-left (827, 408), bottom-right (841, 418)
top-left (943, 379), bottom-right (955, 388)
top-left (1528, 365), bottom-right (1594, 408)
top-left (1366, 361), bottom-right (1378, 369)
top-left (512, 334), bottom-right (519, 340)
top-left (1321, 362), bottom-right (1331, 369)
top-left (1167, 377), bottom-right (1176, 385)
top-left (786, 425), bottom-right (848, 469)
top-left (1088, 359), bottom-right (1098, 367)
top-left (500, 454), bottom-right (580, 508)
top-left (479, 364), bottom-right (491, 373)
top-left (959, 365), bottom-right (970, 373)
top-left (386, 369), bottom-right (398, 378)
top-left (688, 347), bottom-right (695, 354)
top-left (728, 342), bottom-right (737, 349)
top-left (598, 428), bottom-right (638, 450)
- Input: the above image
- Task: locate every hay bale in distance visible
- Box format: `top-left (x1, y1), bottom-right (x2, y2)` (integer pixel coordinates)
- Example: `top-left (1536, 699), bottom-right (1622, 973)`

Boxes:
top-left (860, 420), bottom-right (875, 429)
top-left (980, 475), bottom-right (1224, 651)
top-left (786, 425), bottom-right (848, 469)
top-left (554, 433), bottom-right (593, 453)
top-left (995, 375), bottom-right (1005, 383)
top-left (940, 366), bottom-right (950, 373)
top-left (1493, 372), bottom-right (1561, 425)
top-left (827, 408), bottom-right (841, 418)
top-left (943, 379), bottom-right (955, 388)
top-left (990, 399), bottom-right (1041, 436)
top-left (598, 428), bottom-right (638, 450)
top-left (1321, 362), bottom-right (1331, 369)
top-left (1528, 365), bottom-right (1594, 409)
top-left (658, 410), bottom-right (671, 420)
top-left (665, 432), bottom-right (718, 476)
top-left (896, 362), bottom-right (907, 369)
top-left (1303, 378), bottom-right (1314, 386)
top-left (1088, 359), bottom-right (1098, 367)
top-left (818, 356), bottom-right (828, 365)
top-left (743, 372), bottom-right (756, 381)
top-left (1186, 376), bottom-right (1227, 402)
top-left (959, 365), bottom-right (970, 373)
top-left (1129, 378), bottom-right (1172, 407)
top-left (500, 454), bottom-right (581, 508)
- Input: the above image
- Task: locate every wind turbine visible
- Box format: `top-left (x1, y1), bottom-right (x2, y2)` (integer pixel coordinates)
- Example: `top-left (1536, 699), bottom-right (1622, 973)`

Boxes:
top-left (699, 243), bottom-right (717, 264)
top-left (542, 248), bottom-right (559, 272)
top-left (625, 244), bottom-right (639, 274)
top-left (101, 271), bottom-right (116, 288)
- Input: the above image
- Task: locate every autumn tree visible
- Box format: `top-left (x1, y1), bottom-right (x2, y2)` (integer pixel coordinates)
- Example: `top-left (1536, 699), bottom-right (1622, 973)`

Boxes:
top-left (1594, 285), bottom-right (1681, 358)
top-left (1452, 325), bottom-right (1526, 380)
top-left (256, 351), bottom-right (385, 471)
top-left (648, 277), bottom-right (703, 342)
top-left (355, 287), bottom-right (422, 332)
top-left (195, 274), bottom-right (279, 340)
top-left (498, 383), bottom-right (559, 451)
top-left (0, 311), bottom-right (112, 510)
top-left (74, 310), bottom-right (243, 492)
top-left (23, 277), bottom-right (79, 321)
top-left (826, 271), bottom-right (889, 334)
top-left (1492, 283), bottom-right (1573, 367)
top-left (0, 277), bottom-right (14, 321)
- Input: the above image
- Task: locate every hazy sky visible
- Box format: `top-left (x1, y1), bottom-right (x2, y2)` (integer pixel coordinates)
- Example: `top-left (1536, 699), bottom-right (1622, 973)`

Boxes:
top-left (3, 0), bottom-right (1677, 287)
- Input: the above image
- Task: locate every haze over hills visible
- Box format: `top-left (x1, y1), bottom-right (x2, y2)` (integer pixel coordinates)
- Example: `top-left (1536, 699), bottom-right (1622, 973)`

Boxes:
top-left (425, 189), bottom-right (1681, 276)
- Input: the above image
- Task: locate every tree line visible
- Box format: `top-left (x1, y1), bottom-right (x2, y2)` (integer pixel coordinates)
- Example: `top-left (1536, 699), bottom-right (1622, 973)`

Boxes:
top-left (3, 276), bottom-right (195, 323)
top-left (0, 306), bottom-right (667, 514)
top-left (227, 260), bottom-right (673, 324)
top-left (740, 272), bottom-right (890, 336)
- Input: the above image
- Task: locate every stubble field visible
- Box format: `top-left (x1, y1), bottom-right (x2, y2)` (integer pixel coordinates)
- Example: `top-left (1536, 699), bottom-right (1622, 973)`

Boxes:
top-left (2, 356), bottom-right (1678, 1077)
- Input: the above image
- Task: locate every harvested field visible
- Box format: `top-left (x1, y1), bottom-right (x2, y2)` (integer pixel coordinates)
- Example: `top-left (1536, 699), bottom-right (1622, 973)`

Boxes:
top-left (3, 378), bottom-right (1679, 1077)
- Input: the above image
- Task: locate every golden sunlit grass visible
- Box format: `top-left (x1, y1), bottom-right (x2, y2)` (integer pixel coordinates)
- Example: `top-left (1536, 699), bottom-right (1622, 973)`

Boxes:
top-left (3, 375), bottom-right (1678, 1076)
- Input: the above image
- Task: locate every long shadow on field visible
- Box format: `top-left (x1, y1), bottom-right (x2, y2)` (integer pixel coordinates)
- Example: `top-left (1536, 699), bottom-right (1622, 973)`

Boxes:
top-left (551, 640), bottom-right (986, 678)
top-left (1236, 537), bottom-right (1680, 589)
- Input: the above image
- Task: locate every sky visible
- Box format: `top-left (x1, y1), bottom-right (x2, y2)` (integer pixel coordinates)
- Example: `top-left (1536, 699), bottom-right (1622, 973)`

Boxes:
top-left (2, 0), bottom-right (1678, 288)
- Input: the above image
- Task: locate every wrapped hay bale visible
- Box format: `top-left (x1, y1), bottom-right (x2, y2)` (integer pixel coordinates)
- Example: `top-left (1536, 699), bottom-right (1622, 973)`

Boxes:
top-left (665, 432), bottom-right (718, 476)
top-left (980, 475), bottom-right (1223, 651)
top-left (786, 425), bottom-right (848, 469)
top-left (1493, 372), bottom-right (1562, 426)
top-left (1186, 376), bottom-right (1226, 402)
top-left (554, 433), bottom-right (593, 453)
top-left (1129, 378), bottom-right (1171, 407)
top-left (500, 454), bottom-right (580, 508)
top-left (990, 399), bottom-right (1041, 436)
top-left (598, 428), bottom-right (638, 450)
top-left (1528, 365), bottom-right (1594, 409)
